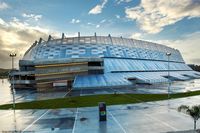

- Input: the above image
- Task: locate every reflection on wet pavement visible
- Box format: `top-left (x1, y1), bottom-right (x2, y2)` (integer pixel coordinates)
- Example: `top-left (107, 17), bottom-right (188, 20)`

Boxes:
top-left (0, 79), bottom-right (68, 105)
top-left (1, 79), bottom-right (200, 104)
top-left (1, 78), bottom-right (200, 132)
top-left (0, 96), bottom-right (200, 132)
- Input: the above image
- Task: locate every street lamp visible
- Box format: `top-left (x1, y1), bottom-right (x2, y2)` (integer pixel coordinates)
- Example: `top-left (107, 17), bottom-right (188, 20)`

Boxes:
top-left (166, 52), bottom-right (171, 99)
top-left (9, 53), bottom-right (16, 109)
top-left (10, 53), bottom-right (16, 70)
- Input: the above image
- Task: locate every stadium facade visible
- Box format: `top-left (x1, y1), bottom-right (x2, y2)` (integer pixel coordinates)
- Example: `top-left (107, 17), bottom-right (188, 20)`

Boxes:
top-left (10, 33), bottom-right (200, 91)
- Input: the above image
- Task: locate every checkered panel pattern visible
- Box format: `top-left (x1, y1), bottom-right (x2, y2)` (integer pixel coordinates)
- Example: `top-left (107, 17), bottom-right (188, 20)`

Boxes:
top-left (23, 36), bottom-right (185, 63)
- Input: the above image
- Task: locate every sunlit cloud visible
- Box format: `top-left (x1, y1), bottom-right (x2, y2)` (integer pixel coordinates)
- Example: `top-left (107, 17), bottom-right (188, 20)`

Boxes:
top-left (22, 13), bottom-right (42, 21)
top-left (116, 0), bottom-right (131, 4)
top-left (0, 17), bottom-right (59, 68)
top-left (148, 32), bottom-right (200, 65)
top-left (0, 18), bottom-right (7, 25)
top-left (130, 32), bottom-right (142, 39)
top-left (125, 0), bottom-right (200, 34)
top-left (88, 0), bottom-right (108, 14)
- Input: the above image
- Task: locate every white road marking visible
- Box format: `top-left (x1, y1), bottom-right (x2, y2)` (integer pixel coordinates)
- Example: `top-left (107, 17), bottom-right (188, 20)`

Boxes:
top-left (108, 111), bottom-right (127, 133)
top-left (64, 89), bottom-right (72, 97)
top-left (22, 90), bottom-right (69, 132)
top-left (145, 113), bottom-right (178, 131)
top-left (72, 108), bottom-right (79, 133)
top-left (22, 109), bottom-right (50, 132)
top-left (109, 87), bottom-right (178, 131)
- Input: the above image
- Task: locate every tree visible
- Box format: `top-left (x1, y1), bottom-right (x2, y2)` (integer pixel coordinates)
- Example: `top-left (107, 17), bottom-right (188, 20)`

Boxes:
top-left (178, 105), bottom-right (200, 131)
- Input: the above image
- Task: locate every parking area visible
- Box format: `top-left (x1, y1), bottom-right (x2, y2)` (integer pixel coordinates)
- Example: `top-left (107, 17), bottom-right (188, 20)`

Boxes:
top-left (0, 96), bottom-right (200, 132)
top-left (1, 78), bottom-right (200, 105)
top-left (1, 79), bottom-right (200, 132)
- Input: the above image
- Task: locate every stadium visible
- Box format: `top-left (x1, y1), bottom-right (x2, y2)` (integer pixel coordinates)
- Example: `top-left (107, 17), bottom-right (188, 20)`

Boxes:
top-left (10, 33), bottom-right (200, 91)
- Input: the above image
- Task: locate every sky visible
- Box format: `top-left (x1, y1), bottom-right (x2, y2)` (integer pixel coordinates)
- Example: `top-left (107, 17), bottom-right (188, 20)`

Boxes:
top-left (0, 0), bottom-right (200, 68)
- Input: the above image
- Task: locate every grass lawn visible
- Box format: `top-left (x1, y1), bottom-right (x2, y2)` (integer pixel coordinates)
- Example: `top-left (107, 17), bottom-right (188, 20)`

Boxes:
top-left (0, 90), bottom-right (200, 109)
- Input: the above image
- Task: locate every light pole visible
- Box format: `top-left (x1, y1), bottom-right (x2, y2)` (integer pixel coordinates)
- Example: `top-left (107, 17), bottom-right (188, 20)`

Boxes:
top-left (166, 52), bottom-right (171, 99)
top-left (9, 53), bottom-right (16, 109)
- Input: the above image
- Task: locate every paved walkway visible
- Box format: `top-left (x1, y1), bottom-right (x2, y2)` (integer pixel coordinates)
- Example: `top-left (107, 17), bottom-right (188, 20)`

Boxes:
top-left (0, 96), bottom-right (200, 133)
top-left (1, 78), bottom-right (200, 105)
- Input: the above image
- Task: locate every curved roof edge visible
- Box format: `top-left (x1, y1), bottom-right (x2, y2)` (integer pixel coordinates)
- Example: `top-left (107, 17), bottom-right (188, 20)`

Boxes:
top-left (24, 35), bottom-right (178, 56)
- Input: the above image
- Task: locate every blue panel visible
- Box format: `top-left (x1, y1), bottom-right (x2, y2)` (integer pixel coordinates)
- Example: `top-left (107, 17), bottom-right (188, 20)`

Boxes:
top-left (23, 41), bottom-right (185, 63)
top-left (73, 71), bottom-right (199, 89)
top-left (104, 58), bottom-right (191, 73)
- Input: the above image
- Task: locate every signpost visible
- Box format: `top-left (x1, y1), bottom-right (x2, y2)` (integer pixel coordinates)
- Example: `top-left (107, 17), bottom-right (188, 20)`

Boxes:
top-left (99, 102), bottom-right (107, 121)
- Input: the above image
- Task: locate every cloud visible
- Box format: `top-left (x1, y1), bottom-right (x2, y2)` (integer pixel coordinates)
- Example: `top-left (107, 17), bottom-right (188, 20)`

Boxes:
top-left (22, 13), bottom-right (42, 21)
top-left (115, 15), bottom-right (120, 19)
top-left (116, 0), bottom-right (131, 4)
top-left (0, 2), bottom-right (9, 10)
top-left (130, 32), bottom-right (142, 39)
top-left (88, 0), bottom-right (108, 14)
top-left (0, 18), bottom-right (6, 25)
top-left (87, 22), bottom-right (94, 25)
top-left (96, 24), bottom-right (100, 28)
top-left (0, 17), bottom-right (58, 68)
top-left (70, 19), bottom-right (80, 24)
top-left (86, 19), bottom-right (107, 29)
top-left (100, 19), bottom-right (106, 23)
top-left (149, 32), bottom-right (200, 65)
top-left (125, 0), bottom-right (200, 34)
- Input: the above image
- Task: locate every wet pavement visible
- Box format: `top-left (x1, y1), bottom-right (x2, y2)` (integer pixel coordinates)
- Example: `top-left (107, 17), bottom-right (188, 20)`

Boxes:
top-left (1, 78), bottom-right (200, 105)
top-left (0, 96), bottom-right (200, 132)
top-left (1, 78), bottom-right (200, 132)
top-left (0, 79), bottom-right (69, 105)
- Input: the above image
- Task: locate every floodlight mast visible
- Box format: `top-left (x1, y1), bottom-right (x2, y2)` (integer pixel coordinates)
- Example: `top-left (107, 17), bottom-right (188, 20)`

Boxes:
top-left (166, 52), bottom-right (171, 99)
top-left (9, 53), bottom-right (16, 109)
